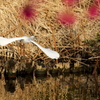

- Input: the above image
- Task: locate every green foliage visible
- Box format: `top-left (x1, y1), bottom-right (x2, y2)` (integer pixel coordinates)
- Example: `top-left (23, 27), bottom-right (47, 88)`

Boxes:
top-left (83, 40), bottom-right (96, 47)
top-left (67, 93), bottom-right (73, 100)
top-left (96, 34), bottom-right (100, 42)
top-left (83, 34), bottom-right (100, 54)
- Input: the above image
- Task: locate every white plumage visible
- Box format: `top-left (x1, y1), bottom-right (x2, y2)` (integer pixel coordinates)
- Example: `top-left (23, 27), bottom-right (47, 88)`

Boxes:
top-left (0, 36), bottom-right (60, 59)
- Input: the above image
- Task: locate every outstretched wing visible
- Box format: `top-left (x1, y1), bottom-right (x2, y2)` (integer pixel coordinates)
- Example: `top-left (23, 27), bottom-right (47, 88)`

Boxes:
top-left (0, 37), bottom-right (26, 46)
top-left (30, 40), bottom-right (60, 59)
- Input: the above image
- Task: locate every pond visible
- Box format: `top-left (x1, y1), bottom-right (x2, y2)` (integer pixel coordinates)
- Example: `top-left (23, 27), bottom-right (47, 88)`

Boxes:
top-left (0, 73), bottom-right (100, 100)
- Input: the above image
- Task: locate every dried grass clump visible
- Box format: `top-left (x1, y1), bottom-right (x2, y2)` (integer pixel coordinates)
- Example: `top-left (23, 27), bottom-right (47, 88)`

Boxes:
top-left (0, 0), bottom-right (100, 63)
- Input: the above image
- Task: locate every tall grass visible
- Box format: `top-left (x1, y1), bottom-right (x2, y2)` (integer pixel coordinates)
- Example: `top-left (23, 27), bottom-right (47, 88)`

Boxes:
top-left (0, 0), bottom-right (100, 67)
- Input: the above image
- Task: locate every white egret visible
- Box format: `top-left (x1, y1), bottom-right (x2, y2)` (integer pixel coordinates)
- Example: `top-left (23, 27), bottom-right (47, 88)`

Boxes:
top-left (0, 36), bottom-right (60, 59)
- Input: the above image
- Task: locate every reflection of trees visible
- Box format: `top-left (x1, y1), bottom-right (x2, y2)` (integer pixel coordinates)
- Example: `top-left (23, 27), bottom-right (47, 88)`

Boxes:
top-left (17, 75), bottom-right (33, 90)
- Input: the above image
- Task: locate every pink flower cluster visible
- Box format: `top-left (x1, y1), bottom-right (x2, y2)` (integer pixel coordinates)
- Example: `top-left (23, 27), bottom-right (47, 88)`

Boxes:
top-left (21, 5), bottom-right (37, 21)
top-left (62, 0), bottom-right (78, 6)
top-left (20, 0), bottom-right (100, 25)
top-left (87, 0), bottom-right (100, 20)
top-left (57, 0), bottom-right (78, 26)
top-left (20, 0), bottom-right (45, 22)
top-left (57, 11), bottom-right (77, 26)
top-left (95, 0), bottom-right (100, 6)
top-left (57, 0), bottom-right (100, 27)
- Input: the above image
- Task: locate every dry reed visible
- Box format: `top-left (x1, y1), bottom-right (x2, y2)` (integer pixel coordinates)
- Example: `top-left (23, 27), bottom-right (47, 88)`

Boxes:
top-left (0, 0), bottom-right (100, 66)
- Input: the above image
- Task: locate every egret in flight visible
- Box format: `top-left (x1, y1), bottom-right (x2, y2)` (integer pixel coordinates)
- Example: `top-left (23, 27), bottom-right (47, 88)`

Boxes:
top-left (0, 36), bottom-right (60, 59)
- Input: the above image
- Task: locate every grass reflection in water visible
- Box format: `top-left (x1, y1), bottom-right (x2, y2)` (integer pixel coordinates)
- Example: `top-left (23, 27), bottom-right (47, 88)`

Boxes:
top-left (0, 73), bottom-right (100, 100)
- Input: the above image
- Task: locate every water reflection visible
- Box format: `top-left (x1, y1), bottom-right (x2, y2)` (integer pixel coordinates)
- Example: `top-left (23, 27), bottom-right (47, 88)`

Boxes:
top-left (4, 79), bottom-right (16, 93)
top-left (0, 73), bottom-right (100, 100)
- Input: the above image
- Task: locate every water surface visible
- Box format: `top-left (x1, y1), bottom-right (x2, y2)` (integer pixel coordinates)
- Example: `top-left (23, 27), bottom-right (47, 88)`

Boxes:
top-left (0, 73), bottom-right (100, 100)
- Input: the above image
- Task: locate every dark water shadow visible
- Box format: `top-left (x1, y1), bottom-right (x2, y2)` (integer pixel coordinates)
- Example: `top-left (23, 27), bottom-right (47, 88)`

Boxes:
top-left (1, 72), bottom-right (100, 99)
